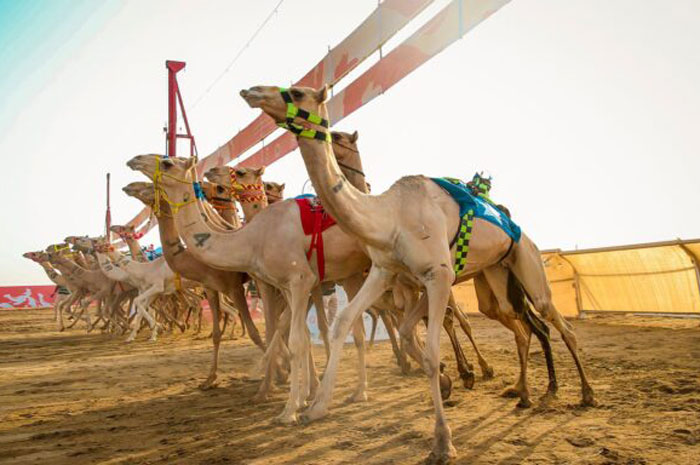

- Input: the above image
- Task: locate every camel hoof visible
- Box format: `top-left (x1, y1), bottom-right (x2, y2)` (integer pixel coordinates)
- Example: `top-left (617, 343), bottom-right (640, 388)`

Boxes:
top-left (345, 391), bottom-right (368, 404)
top-left (251, 392), bottom-right (269, 404)
top-left (482, 365), bottom-right (495, 380)
top-left (516, 398), bottom-right (532, 409)
top-left (581, 387), bottom-right (597, 407)
top-left (198, 377), bottom-right (217, 390)
top-left (500, 387), bottom-right (521, 399)
top-left (273, 412), bottom-right (298, 426)
top-left (425, 447), bottom-right (457, 465)
top-left (461, 372), bottom-right (475, 390)
top-left (300, 404), bottom-right (328, 424)
top-left (440, 372), bottom-right (453, 401)
top-left (546, 381), bottom-right (559, 397)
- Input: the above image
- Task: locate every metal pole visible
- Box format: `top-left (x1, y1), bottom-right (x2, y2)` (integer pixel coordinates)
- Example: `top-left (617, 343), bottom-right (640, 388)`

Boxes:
top-left (105, 173), bottom-right (112, 242)
top-left (166, 60), bottom-right (186, 157)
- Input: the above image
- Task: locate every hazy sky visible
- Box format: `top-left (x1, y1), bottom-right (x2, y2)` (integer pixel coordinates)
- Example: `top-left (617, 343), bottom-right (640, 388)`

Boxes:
top-left (1, 0), bottom-right (699, 285)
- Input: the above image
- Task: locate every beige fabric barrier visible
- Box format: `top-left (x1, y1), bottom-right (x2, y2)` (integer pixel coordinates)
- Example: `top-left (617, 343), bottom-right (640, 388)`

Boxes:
top-left (453, 239), bottom-right (700, 317)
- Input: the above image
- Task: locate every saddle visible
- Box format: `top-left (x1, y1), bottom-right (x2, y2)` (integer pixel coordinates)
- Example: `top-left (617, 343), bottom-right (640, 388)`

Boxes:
top-left (294, 196), bottom-right (337, 281)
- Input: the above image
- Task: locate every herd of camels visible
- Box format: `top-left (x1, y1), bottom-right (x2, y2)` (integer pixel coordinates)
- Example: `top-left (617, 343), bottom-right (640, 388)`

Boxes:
top-left (24, 84), bottom-right (595, 463)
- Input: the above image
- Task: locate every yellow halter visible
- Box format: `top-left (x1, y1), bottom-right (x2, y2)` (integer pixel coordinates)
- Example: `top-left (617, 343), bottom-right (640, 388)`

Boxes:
top-left (152, 156), bottom-right (197, 217)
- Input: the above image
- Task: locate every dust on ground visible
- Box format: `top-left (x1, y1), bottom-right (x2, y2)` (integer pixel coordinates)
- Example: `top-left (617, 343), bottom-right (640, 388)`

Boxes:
top-left (1, 309), bottom-right (699, 464)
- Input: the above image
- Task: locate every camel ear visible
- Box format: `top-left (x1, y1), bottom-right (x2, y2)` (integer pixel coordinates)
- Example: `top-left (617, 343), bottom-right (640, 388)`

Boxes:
top-left (161, 157), bottom-right (175, 169)
top-left (254, 166), bottom-right (266, 177)
top-left (316, 84), bottom-right (329, 103)
top-left (351, 131), bottom-right (359, 143)
top-left (279, 183), bottom-right (285, 191)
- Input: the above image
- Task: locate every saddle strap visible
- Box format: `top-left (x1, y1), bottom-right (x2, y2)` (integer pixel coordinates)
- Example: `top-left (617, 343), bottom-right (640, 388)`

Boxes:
top-left (454, 209), bottom-right (475, 277)
top-left (306, 208), bottom-right (327, 281)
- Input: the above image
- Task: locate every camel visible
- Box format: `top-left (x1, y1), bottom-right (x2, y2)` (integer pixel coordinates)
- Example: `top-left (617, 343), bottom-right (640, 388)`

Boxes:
top-left (241, 84), bottom-right (595, 462)
top-left (81, 236), bottom-right (198, 342)
top-left (127, 153), bottom-right (375, 424)
top-left (44, 243), bottom-right (121, 332)
top-left (122, 181), bottom-right (266, 388)
top-left (23, 251), bottom-right (78, 330)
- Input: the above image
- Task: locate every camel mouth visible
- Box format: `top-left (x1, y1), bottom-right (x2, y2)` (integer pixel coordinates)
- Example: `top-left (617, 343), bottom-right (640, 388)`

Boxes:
top-left (240, 88), bottom-right (263, 108)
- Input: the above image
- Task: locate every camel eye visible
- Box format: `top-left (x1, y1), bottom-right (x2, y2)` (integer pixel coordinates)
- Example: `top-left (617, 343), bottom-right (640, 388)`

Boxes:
top-left (291, 89), bottom-right (303, 100)
top-left (235, 169), bottom-right (246, 177)
top-left (332, 133), bottom-right (340, 141)
top-left (216, 185), bottom-right (225, 194)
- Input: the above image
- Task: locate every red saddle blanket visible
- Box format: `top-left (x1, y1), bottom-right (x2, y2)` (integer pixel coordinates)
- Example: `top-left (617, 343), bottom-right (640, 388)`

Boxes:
top-left (295, 197), bottom-right (337, 280)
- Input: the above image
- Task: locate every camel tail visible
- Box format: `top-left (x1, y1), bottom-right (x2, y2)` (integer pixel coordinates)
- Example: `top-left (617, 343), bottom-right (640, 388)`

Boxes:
top-left (506, 270), bottom-right (557, 386)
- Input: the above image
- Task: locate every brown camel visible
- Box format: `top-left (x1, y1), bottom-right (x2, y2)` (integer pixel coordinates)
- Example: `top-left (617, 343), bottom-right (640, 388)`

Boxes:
top-left (241, 84), bottom-right (595, 463)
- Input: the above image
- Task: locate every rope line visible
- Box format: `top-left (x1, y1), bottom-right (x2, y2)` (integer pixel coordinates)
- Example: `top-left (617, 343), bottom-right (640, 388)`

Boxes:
top-left (189, 0), bottom-right (285, 111)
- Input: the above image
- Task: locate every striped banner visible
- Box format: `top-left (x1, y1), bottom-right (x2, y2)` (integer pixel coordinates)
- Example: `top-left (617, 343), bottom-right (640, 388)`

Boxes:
top-left (235, 0), bottom-right (511, 168)
top-left (127, 0), bottom-right (434, 230)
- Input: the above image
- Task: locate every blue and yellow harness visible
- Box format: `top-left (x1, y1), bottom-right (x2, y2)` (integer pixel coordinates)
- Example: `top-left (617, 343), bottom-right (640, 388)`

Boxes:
top-left (431, 177), bottom-right (521, 276)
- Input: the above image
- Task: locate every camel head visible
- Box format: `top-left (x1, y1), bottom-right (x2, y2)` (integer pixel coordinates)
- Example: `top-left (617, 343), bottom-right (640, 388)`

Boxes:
top-left (240, 85), bottom-right (329, 128)
top-left (72, 236), bottom-right (99, 254)
top-left (204, 166), bottom-right (266, 204)
top-left (331, 131), bottom-right (359, 159)
top-left (91, 236), bottom-right (112, 253)
top-left (264, 181), bottom-right (285, 203)
top-left (126, 155), bottom-right (196, 187)
top-left (123, 182), bottom-right (155, 207)
top-left (23, 251), bottom-right (42, 262)
top-left (64, 235), bottom-right (87, 246)
top-left (110, 224), bottom-right (135, 239)
top-left (45, 243), bottom-right (71, 260)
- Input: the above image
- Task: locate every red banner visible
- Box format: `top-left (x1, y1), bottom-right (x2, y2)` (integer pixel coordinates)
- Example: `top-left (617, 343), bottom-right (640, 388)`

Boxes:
top-left (0, 286), bottom-right (57, 309)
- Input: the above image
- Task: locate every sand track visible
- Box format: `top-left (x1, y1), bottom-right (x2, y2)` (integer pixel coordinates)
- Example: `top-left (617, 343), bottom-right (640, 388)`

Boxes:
top-left (1, 309), bottom-right (699, 464)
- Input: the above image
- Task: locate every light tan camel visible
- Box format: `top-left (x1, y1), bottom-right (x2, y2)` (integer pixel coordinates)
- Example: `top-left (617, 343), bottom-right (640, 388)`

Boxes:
top-left (241, 84), bottom-right (595, 462)
top-left (333, 131), bottom-right (560, 403)
top-left (122, 181), bottom-right (266, 388)
top-left (64, 236), bottom-right (138, 333)
top-left (23, 251), bottom-right (78, 330)
top-left (127, 154), bottom-right (371, 424)
top-left (44, 243), bottom-right (119, 332)
top-left (82, 237), bottom-right (196, 342)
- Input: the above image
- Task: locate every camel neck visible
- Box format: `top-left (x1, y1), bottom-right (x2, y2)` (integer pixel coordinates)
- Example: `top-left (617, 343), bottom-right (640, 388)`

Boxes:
top-left (39, 262), bottom-right (63, 285)
top-left (124, 237), bottom-right (148, 262)
top-left (163, 180), bottom-right (256, 273)
top-left (296, 124), bottom-right (375, 245)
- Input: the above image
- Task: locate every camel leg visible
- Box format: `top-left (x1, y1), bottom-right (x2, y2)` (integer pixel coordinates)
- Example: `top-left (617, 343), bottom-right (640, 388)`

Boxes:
top-left (200, 288), bottom-right (222, 390)
top-left (510, 237), bottom-right (595, 406)
top-left (368, 310), bottom-right (379, 348)
top-left (311, 286), bottom-right (331, 362)
top-left (419, 264), bottom-right (457, 464)
top-left (258, 281), bottom-right (280, 348)
top-left (449, 292), bottom-right (494, 379)
top-left (127, 287), bottom-right (161, 342)
top-left (275, 276), bottom-right (314, 425)
top-left (302, 266), bottom-right (392, 423)
top-left (480, 270), bottom-right (533, 408)
top-left (379, 309), bottom-right (411, 374)
top-left (398, 296), bottom-right (432, 368)
top-left (443, 307), bottom-right (476, 390)
top-left (345, 317), bottom-right (368, 403)
top-left (253, 308), bottom-right (291, 403)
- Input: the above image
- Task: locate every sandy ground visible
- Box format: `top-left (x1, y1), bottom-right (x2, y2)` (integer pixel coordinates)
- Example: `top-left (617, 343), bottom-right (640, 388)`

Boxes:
top-left (1, 309), bottom-right (699, 465)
